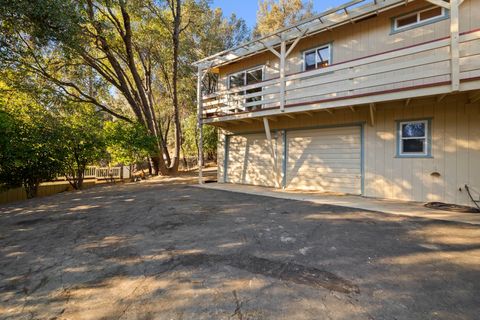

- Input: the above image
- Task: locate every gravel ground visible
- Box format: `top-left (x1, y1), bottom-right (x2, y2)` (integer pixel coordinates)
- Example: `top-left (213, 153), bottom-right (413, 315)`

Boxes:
top-left (1, 177), bottom-right (479, 320)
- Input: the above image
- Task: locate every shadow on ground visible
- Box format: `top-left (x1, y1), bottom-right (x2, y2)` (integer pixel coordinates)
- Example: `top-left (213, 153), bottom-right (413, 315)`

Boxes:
top-left (0, 177), bottom-right (479, 319)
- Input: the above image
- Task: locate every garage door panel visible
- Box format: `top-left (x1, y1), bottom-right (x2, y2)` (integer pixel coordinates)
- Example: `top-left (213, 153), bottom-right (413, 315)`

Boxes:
top-left (289, 173), bottom-right (360, 183)
top-left (286, 126), bottom-right (362, 194)
top-left (289, 140), bottom-right (360, 148)
top-left (226, 133), bottom-right (277, 187)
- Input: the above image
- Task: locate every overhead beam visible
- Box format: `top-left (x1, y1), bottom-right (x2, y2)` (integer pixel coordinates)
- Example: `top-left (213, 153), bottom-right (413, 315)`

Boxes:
top-left (262, 41), bottom-right (282, 59)
top-left (303, 111), bottom-right (314, 117)
top-left (195, 0), bottom-right (413, 68)
top-left (349, 106), bottom-right (356, 112)
top-left (405, 98), bottom-right (411, 107)
top-left (285, 29), bottom-right (309, 57)
top-left (425, 0), bottom-right (451, 9)
top-left (325, 109), bottom-right (334, 115)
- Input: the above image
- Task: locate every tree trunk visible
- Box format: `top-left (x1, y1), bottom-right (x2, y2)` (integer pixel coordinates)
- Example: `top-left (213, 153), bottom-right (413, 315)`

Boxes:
top-left (25, 179), bottom-right (39, 199)
top-left (148, 158), bottom-right (153, 175)
top-left (162, 117), bottom-right (172, 167)
top-left (76, 168), bottom-right (84, 190)
top-left (167, 0), bottom-right (182, 174)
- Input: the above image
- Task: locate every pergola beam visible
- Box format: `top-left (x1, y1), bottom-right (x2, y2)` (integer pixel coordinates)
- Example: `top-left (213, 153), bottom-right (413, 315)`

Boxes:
top-left (193, 0), bottom-right (412, 68)
top-left (425, 0), bottom-right (451, 9)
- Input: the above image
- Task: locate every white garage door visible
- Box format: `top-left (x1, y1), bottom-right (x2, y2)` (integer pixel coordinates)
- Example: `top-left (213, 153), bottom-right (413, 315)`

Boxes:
top-left (285, 126), bottom-right (362, 194)
top-left (226, 133), bottom-right (277, 187)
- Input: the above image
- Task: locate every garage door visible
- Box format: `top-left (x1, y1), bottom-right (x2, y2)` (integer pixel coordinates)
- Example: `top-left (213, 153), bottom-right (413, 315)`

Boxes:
top-left (226, 133), bottom-right (277, 187)
top-left (285, 126), bottom-right (362, 194)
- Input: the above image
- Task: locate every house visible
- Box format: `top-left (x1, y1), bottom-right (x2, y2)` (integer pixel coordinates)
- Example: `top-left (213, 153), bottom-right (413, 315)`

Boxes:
top-left (194, 0), bottom-right (480, 207)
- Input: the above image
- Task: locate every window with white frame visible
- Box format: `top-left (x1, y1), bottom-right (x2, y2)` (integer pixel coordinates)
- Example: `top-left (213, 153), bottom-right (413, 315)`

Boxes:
top-left (303, 45), bottom-right (331, 71)
top-left (393, 6), bottom-right (447, 32)
top-left (398, 120), bottom-right (430, 156)
top-left (228, 67), bottom-right (264, 106)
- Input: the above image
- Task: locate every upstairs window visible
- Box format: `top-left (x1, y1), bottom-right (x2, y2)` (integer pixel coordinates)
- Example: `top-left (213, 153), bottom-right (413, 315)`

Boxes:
top-left (393, 6), bottom-right (447, 32)
top-left (228, 67), bottom-right (264, 105)
top-left (303, 45), bottom-right (331, 71)
top-left (397, 120), bottom-right (431, 157)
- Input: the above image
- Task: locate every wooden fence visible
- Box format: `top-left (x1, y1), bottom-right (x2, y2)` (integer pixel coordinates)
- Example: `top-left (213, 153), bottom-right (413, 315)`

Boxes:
top-left (0, 166), bottom-right (130, 205)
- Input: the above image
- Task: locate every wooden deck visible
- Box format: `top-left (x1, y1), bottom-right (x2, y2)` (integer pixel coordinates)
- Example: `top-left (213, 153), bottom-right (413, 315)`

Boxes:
top-left (202, 29), bottom-right (480, 124)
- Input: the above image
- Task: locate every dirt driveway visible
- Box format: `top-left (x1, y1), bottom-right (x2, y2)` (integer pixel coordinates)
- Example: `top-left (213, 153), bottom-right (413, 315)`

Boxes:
top-left (1, 178), bottom-right (479, 320)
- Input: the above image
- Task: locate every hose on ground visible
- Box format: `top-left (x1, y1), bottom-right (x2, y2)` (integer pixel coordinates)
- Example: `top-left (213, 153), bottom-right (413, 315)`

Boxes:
top-left (465, 184), bottom-right (480, 211)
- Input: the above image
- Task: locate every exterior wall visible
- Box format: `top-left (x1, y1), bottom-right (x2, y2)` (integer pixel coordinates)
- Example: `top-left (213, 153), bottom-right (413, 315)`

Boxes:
top-left (216, 0), bottom-right (480, 87)
top-left (218, 93), bottom-right (480, 206)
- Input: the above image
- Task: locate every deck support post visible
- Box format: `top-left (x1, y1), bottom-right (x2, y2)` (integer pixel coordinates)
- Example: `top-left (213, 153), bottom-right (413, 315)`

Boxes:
top-left (450, 0), bottom-right (460, 91)
top-left (197, 66), bottom-right (204, 184)
top-left (263, 117), bottom-right (280, 188)
top-left (265, 31), bottom-right (307, 113)
top-left (279, 40), bottom-right (287, 112)
top-left (369, 103), bottom-right (376, 126)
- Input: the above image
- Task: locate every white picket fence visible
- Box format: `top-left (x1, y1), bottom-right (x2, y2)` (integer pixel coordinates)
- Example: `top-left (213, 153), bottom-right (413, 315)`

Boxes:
top-left (58, 166), bottom-right (130, 181)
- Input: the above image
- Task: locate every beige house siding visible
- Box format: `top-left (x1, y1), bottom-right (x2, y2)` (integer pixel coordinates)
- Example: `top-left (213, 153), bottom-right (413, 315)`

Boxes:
top-left (218, 93), bottom-right (480, 206)
top-left (216, 0), bottom-right (480, 89)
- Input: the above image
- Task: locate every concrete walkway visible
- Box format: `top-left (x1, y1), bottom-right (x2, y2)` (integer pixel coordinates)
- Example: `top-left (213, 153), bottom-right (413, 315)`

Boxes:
top-left (197, 183), bottom-right (480, 225)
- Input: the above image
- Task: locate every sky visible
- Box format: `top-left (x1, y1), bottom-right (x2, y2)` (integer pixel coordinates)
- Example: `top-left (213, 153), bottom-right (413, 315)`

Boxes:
top-left (211, 0), bottom-right (348, 29)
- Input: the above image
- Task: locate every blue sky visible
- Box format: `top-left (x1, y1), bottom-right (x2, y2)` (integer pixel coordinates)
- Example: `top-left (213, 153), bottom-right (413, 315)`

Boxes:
top-left (211, 0), bottom-right (347, 29)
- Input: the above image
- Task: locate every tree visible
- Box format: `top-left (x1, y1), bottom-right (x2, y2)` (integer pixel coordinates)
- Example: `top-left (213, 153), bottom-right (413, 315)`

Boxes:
top-left (59, 104), bottom-right (106, 190)
top-left (0, 0), bottom-right (251, 177)
top-left (254, 0), bottom-right (314, 37)
top-left (0, 87), bottom-right (66, 198)
top-left (104, 120), bottom-right (157, 167)
top-left (0, 0), bottom-right (172, 174)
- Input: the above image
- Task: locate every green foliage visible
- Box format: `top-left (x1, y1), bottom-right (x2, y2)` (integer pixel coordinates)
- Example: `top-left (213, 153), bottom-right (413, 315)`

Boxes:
top-left (58, 104), bottom-right (106, 189)
top-left (104, 121), bottom-right (157, 166)
top-left (0, 89), bottom-right (66, 198)
top-left (1, 0), bottom-right (251, 178)
top-left (254, 0), bottom-right (314, 37)
top-left (182, 114), bottom-right (217, 159)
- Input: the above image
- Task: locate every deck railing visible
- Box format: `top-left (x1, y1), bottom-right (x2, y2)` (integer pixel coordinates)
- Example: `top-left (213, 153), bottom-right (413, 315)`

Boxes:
top-left (57, 166), bottom-right (125, 181)
top-left (202, 30), bottom-right (480, 118)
